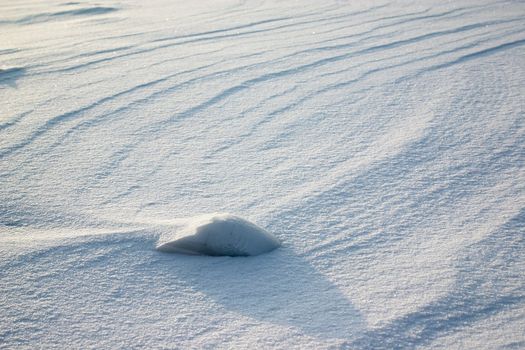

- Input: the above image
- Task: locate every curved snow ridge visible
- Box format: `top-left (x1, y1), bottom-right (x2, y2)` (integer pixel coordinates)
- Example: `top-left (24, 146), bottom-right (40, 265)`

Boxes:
top-left (16, 5), bottom-right (385, 78)
top-left (350, 208), bottom-right (525, 349)
top-left (262, 102), bottom-right (436, 222)
top-left (2, 6), bottom-right (520, 162)
top-left (33, 7), bottom-right (522, 79)
top-left (156, 213), bottom-right (280, 257)
top-left (1, 0), bottom-right (524, 347)
top-left (0, 6), bottom-right (118, 26)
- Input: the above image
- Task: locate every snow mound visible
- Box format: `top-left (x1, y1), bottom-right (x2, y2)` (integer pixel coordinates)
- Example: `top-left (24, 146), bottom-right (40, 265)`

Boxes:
top-left (156, 214), bottom-right (280, 256)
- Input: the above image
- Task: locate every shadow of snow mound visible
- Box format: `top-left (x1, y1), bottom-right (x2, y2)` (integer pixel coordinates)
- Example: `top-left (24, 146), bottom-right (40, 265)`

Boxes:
top-left (1, 231), bottom-right (363, 345)
top-left (156, 213), bottom-right (280, 257)
top-left (175, 248), bottom-right (365, 340)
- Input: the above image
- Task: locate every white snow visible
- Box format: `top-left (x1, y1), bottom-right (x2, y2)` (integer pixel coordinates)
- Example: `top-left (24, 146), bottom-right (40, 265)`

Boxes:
top-left (1, 0), bottom-right (524, 348)
top-left (156, 213), bottom-right (280, 256)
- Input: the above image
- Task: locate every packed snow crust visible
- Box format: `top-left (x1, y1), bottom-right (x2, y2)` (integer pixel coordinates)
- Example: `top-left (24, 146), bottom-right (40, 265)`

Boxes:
top-left (1, 0), bottom-right (524, 349)
top-left (156, 213), bottom-right (280, 256)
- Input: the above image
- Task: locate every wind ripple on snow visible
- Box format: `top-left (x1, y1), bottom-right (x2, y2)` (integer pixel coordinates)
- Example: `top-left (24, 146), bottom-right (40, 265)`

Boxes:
top-left (1, 0), bottom-right (524, 348)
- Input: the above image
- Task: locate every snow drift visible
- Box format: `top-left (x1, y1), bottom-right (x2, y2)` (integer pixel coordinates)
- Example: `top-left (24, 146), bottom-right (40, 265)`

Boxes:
top-left (1, 0), bottom-right (524, 348)
top-left (156, 214), bottom-right (280, 256)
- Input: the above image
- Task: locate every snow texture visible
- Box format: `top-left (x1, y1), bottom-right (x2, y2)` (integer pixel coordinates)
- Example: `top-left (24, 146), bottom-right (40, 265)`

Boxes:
top-left (156, 213), bottom-right (280, 256)
top-left (1, 0), bottom-right (524, 349)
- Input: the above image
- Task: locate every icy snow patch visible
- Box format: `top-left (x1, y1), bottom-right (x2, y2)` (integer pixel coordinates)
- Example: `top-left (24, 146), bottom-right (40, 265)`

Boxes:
top-left (156, 213), bottom-right (280, 256)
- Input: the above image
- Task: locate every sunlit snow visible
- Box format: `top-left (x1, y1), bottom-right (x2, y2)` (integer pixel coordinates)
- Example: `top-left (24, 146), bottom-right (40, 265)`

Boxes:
top-left (1, 0), bottom-right (524, 348)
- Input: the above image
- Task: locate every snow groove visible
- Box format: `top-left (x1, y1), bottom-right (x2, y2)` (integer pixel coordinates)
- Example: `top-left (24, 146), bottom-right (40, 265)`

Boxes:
top-left (1, 0), bottom-right (524, 348)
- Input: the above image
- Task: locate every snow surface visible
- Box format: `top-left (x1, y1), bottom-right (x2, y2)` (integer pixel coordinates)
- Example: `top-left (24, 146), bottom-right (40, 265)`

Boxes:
top-left (1, 0), bottom-right (524, 348)
top-left (156, 213), bottom-right (280, 256)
